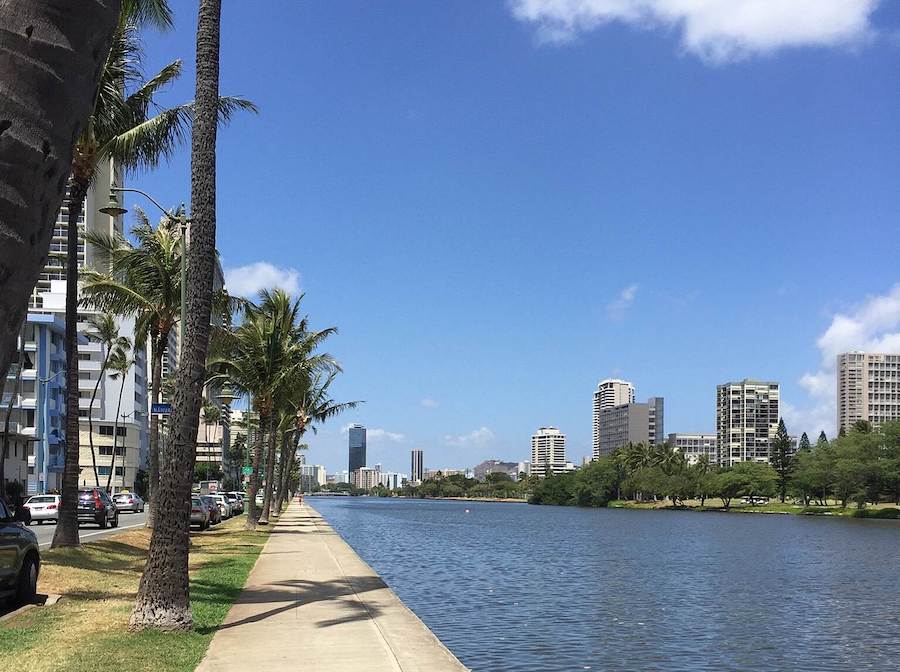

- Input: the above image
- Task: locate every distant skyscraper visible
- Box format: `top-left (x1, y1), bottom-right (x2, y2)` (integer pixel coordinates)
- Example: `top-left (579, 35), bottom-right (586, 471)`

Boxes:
top-left (593, 379), bottom-right (635, 457)
top-left (595, 397), bottom-right (664, 459)
top-left (716, 380), bottom-right (779, 467)
top-left (531, 427), bottom-right (567, 478)
top-left (348, 424), bottom-right (366, 473)
top-left (410, 449), bottom-right (424, 484)
top-left (837, 352), bottom-right (900, 433)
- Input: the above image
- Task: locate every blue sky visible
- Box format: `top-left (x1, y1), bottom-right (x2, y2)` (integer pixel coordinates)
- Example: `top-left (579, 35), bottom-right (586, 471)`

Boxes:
top-left (132, 1), bottom-right (900, 473)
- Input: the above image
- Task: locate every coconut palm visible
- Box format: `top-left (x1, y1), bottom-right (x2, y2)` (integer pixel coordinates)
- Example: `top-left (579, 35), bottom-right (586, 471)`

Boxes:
top-left (0, 1), bottom-right (119, 384)
top-left (106, 339), bottom-right (134, 492)
top-left (201, 399), bottom-right (221, 473)
top-left (131, 0), bottom-right (235, 631)
top-left (83, 313), bottom-right (130, 487)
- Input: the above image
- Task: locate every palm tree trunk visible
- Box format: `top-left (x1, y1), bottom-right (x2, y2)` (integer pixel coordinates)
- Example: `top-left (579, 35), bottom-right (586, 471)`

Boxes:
top-left (106, 375), bottom-right (126, 492)
top-left (0, 0), bottom-right (120, 384)
top-left (52, 180), bottom-right (88, 549)
top-left (146, 331), bottom-right (165, 528)
top-left (130, 0), bottom-right (222, 630)
top-left (0, 324), bottom-right (27, 487)
top-left (273, 435), bottom-right (291, 514)
top-left (88, 351), bottom-right (111, 487)
top-left (258, 412), bottom-right (277, 525)
top-left (245, 410), bottom-right (266, 529)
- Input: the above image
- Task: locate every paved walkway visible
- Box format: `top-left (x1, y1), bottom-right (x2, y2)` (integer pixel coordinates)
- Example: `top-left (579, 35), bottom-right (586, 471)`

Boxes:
top-left (196, 502), bottom-right (468, 672)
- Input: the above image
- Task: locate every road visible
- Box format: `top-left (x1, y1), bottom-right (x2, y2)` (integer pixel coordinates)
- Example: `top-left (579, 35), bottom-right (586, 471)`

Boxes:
top-left (31, 508), bottom-right (151, 549)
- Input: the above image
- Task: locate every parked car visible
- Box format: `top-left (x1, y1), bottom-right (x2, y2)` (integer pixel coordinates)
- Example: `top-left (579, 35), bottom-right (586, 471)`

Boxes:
top-left (23, 494), bottom-right (61, 525)
top-left (112, 492), bottom-right (145, 513)
top-left (191, 496), bottom-right (211, 530)
top-left (0, 498), bottom-right (40, 606)
top-left (222, 492), bottom-right (242, 514)
top-left (200, 496), bottom-right (222, 525)
top-left (77, 488), bottom-right (119, 528)
top-left (210, 494), bottom-right (232, 519)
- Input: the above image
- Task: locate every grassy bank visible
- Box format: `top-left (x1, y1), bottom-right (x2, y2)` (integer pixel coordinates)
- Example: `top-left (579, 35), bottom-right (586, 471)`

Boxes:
top-left (608, 499), bottom-right (900, 518)
top-left (0, 516), bottom-right (269, 672)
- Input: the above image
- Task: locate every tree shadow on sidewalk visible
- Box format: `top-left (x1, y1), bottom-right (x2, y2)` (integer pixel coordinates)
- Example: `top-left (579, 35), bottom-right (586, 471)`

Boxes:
top-left (193, 575), bottom-right (388, 634)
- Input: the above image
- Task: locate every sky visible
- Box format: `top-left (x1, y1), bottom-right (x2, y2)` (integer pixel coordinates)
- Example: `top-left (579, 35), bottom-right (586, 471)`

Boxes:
top-left (130, 0), bottom-right (900, 474)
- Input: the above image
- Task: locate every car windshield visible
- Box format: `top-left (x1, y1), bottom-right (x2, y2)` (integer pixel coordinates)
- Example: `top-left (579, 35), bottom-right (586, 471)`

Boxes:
top-left (27, 496), bottom-right (56, 504)
top-left (114, 494), bottom-right (131, 499)
top-left (192, 498), bottom-right (202, 506)
top-left (78, 491), bottom-right (95, 501)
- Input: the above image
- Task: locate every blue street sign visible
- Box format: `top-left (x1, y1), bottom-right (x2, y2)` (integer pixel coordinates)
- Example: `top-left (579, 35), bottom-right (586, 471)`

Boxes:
top-left (151, 402), bottom-right (172, 415)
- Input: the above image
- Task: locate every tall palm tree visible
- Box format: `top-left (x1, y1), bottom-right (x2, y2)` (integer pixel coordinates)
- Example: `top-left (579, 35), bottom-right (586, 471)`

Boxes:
top-left (53, 2), bottom-right (181, 550)
top-left (131, 0), bottom-right (231, 631)
top-left (83, 313), bottom-right (129, 487)
top-left (0, 0), bottom-right (119, 384)
top-left (106, 339), bottom-right (133, 492)
top-left (82, 210), bottom-right (181, 527)
top-left (201, 400), bottom-right (221, 474)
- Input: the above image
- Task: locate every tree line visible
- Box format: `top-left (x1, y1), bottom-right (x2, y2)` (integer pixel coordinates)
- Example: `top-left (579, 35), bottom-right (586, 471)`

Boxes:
top-left (530, 419), bottom-right (900, 515)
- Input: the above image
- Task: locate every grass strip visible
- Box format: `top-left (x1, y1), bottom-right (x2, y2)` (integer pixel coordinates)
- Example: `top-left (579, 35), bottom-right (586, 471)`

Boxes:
top-left (0, 516), bottom-right (270, 672)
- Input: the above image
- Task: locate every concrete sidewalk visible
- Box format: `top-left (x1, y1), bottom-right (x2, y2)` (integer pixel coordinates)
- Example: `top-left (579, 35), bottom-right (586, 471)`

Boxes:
top-left (196, 502), bottom-right (468, 672)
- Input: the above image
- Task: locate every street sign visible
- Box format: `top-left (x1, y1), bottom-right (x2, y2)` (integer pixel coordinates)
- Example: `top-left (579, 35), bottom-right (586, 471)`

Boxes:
top-left (151, 402), bottom-right (172, 415)
top-left (241, 466), bottom-right (253, 476)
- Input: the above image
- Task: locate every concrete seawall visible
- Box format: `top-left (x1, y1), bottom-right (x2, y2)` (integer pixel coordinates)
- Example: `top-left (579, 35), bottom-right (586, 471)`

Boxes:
top-left (197, 503), bottom-right (468, 671)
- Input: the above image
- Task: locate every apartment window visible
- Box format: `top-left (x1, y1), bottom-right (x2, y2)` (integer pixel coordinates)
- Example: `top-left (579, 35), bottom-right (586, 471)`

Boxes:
top-left (99, 426), bottom-right (114, 436)
top-left (98, 466), bottom-right (111, 476)
top-left (115, 466), bottom-right (124, 476)
top-left (117, 426), bottom-right (126, 437)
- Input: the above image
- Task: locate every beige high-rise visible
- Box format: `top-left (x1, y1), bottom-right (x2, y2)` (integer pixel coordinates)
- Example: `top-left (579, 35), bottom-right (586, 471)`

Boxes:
top-left (837, 352), bottom-right (900, 433)
top-left (716, 380), bottom-right (779, 467)
top-left (592, 379), bottom-right (635, 457)
top-left (531, 426), bottom-right (567, 478)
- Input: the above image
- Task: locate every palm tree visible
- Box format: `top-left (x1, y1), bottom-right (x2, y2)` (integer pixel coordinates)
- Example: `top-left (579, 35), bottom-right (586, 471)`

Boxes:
top-left (0, 1), bottom-right (119, 384)
top-left (82, 211), bottom-right (181, 527)
top-left (130, 0), bottom-right (233, 631)
top-left (201, 400), bottom-right (221, 474)
top-left (106, 340), bottom-right (134, 492)
top-left (83, 313), bottom-right (129, 487)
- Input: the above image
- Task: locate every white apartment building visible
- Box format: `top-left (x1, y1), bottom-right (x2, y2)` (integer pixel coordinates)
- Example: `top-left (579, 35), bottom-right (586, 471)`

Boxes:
top-left (531, 426), bottom-right (568, 478)
top-left (837, 352), bottom-right (900, 433)
top-left (593, 379), bottom-right (635, 458)
top-left (299, 463), bottom-right (327, 490)
top-left (667, 433), bottom-right (717, 465)
top-left (716, 380), bottom-right (780, 467)
top-left (352, 466), bottom-right (380, 491)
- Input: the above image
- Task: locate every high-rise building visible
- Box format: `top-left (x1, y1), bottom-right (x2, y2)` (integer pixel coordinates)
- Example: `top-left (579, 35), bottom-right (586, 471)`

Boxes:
top-left (348, 424), bottom-right (366, 473)
top-left (593, 379), bottom-right (635, 456)
top-left (595, 397), bottom-right (664, 459)
top-left (667, 433), bottom-right (717, 465)
top-left (531, 427), bottom-right (568, 478)
top-left (410, 449), bottom-right (424, 484)
top-left (352, 466), bottom-right (380, 491)
top-left (837, 352), bottom-right (900, 433)
top-left (716, 380), bottom-right (780, 467)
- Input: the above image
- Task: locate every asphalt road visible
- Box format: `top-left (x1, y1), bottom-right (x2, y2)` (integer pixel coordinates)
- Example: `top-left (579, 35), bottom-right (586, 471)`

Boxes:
top-left (31, 508), bottom-right (151, 549)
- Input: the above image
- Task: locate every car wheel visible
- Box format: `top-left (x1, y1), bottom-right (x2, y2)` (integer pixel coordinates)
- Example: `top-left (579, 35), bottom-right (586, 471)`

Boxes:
top-left (99, 514), bottom-right (108, 529)
top-left (15, 554), bottom-right (39, 606)
top-left (111, 513), bottom-right (119, 528)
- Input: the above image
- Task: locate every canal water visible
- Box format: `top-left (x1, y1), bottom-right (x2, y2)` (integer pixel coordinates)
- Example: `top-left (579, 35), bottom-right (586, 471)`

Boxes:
top-left (310, 497), bottom-right (899, 672)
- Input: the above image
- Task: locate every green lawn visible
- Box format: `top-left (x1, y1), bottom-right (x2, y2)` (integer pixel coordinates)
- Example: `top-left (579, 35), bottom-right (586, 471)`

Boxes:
top-left (609, 499), bottom-right (900, 517)
top-left (0, 516), bottom-right (269, 672)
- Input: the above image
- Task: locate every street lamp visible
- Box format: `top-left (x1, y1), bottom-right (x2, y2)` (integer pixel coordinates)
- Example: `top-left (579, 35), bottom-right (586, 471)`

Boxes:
top-left (99, 185), bottom-right (191, 352)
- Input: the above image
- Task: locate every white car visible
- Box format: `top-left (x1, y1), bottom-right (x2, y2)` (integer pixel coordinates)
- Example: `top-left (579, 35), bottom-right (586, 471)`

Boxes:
top-left (211, 494), bottom-right (232, 518)
top-left (23, 494), bottom-right (61, 524)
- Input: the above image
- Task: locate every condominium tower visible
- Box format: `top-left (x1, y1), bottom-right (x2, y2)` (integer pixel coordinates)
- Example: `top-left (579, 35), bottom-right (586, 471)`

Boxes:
top-left (530, 426), bottom-right (567, 478)
top-left (837, 352), bottom-right (900, 433)
top-left (667, 433), bottom-right (717, 465)
top-left (716, 380), bottom-right (779, 467)
top-left (595, 397), bottom-right (664, 459)
top-left (592, 379), bottom-right (635, 456)
top-left (348, 424), bottom-right (367, 473)
top-left (410, 449), bottom-right (424, 484)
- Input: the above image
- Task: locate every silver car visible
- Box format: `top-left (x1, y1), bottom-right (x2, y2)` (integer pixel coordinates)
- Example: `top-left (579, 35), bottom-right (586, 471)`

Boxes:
top-left (113, 492), bottom-right (145, 513)
top-left (23, 494), bottom-right (61, 524)
top-left (211, 494), bottom-right (232, 519)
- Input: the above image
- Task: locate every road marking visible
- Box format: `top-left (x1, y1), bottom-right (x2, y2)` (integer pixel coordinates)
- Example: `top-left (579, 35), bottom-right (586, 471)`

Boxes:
top-left (38, 519), bottom-right (147, 549)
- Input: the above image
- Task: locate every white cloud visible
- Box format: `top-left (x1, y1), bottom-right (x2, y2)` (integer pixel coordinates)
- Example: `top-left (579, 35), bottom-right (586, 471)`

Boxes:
top-left (420, 398), bottom-right (440, 409)
top-left (224, 262), bottom-right (301, 298)
top-left (509, 0), bottom-right (879, 63)
top-left (444, 427), bottom-right (495, 447)
top-left (606, 284), bottom-right (638, 322)
top-left (791, 284), bottom-right (900, 438)
top-left (340, 424), bottom-right (405, 442)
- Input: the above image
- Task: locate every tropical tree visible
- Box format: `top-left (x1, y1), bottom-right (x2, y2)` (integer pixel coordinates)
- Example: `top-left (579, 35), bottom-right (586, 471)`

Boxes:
top-left (798, 432), bottom-right (811, 453)
top-left (106, 339), bottom-right (134, 491)
top-left (200, 399), bottom-right (221, 473)
top-left (83, 313), bottom-right (129, 487)
top-left (0, 0), bottom-right (119, 384)
top-left (769, 418), bottom-right (794, 503)
top-left (131, 0), bottom-right (229, 629)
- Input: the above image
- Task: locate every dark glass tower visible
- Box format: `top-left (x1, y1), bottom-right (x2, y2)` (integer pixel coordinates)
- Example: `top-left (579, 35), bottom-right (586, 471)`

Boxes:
top-left (348, 424), bottom-right (366, 473)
